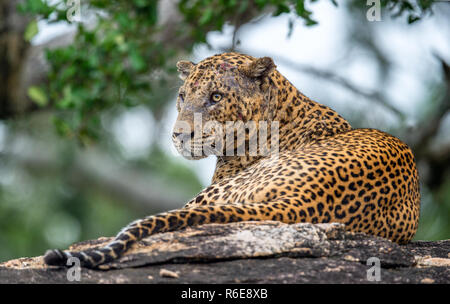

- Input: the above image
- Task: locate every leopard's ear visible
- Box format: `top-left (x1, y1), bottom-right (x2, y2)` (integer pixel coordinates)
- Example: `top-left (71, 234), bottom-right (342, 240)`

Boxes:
top-left (176, 61), bottom-right (195, 80)
top-left (239, 57), bottom-right (276, 78)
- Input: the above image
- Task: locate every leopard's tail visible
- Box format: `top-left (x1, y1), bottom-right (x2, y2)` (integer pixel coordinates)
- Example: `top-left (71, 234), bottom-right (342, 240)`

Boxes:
top-left (43, 217), bottom-right (152, 268)
top-left (44, 202), bottom-right (302, 268)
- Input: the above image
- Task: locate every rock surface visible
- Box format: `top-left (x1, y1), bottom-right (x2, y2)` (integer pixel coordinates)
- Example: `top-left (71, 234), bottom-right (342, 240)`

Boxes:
top-left (1, 221), bottom-right (449, 283)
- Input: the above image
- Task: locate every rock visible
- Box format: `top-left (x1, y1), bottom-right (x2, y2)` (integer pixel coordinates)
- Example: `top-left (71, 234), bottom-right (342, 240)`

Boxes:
top-left (0, 221), bottom-right (449, 283)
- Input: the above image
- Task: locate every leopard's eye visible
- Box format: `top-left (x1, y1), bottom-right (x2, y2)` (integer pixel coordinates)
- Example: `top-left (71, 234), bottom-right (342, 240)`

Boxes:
top-left (179, 93), bottom-right (185, 102)
top-left (210, 92), bottom-right (222, 104)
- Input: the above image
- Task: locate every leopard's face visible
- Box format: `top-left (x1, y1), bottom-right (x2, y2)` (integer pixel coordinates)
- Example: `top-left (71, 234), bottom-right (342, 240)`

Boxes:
top-left (172, 53), bottom-right (276, 160)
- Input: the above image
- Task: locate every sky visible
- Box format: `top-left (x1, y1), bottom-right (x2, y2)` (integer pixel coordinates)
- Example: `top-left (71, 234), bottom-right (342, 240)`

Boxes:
top-left (31, 1), bottom-right (450, 186)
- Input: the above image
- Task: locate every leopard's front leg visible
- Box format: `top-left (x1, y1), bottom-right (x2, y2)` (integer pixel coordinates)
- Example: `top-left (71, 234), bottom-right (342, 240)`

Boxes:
top-left (44, 200), bottom-right (312, 268)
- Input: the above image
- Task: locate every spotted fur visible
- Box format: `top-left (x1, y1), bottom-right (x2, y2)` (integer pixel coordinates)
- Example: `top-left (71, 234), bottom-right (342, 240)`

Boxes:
top-left (44, 52), bottom-right (420, 268)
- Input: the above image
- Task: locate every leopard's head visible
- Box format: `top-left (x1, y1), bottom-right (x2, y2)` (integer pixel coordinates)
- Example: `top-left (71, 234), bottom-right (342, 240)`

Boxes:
top-left (172, 52), bottom-right (277, 159)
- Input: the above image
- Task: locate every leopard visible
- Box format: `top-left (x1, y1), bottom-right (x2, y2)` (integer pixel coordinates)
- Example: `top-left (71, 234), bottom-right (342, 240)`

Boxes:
top-left (44, 52), bottom-right (421, 268)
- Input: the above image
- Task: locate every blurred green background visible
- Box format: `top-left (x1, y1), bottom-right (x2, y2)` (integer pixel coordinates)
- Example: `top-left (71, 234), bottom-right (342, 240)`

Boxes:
top-left (0, 0), bottom-right (449, 262)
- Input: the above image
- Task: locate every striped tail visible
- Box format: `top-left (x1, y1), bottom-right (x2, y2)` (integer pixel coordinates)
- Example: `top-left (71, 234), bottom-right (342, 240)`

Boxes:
top-left (43, 218), bottom-right (150, 268)
top-left (43, 202), bottom-right (303, 268)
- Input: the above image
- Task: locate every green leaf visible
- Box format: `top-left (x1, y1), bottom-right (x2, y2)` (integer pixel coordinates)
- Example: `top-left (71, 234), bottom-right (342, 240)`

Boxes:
top-left (24, 20), bottom-right (39, 42)
top-left (53, 117), bottom-right (72, 137)
top-left (199, 8), bottom-right (214, 25)
top-left (296, 0), bottom-right (305, 15)
top-left (238, 0), bottom-right (249, 13)
top-left (133, 0), bottom-right (148, 8)
top-left (305, 19), bottom-right (318, 26)
top-left (58, 85), bottom-right (74, 109)
top-left (254, 0), bottom-right (267, 8)
top-left (129, 50), bottom-right (146, 71)
top-left (275, 3), bottom-right (290, 16)
top-left (27, 86), bottom-right (48, 106)
top-left (408, 15), bottom-right (421, 24)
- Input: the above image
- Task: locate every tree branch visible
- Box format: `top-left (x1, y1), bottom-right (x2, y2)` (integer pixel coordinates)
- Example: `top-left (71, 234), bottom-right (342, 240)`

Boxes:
top-left (407, 54), bottom-right (450, 151)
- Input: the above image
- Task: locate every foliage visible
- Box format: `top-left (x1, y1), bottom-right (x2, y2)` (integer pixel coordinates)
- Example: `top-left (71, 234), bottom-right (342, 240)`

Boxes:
top-left (381, 0), bottom-right (435, 23)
